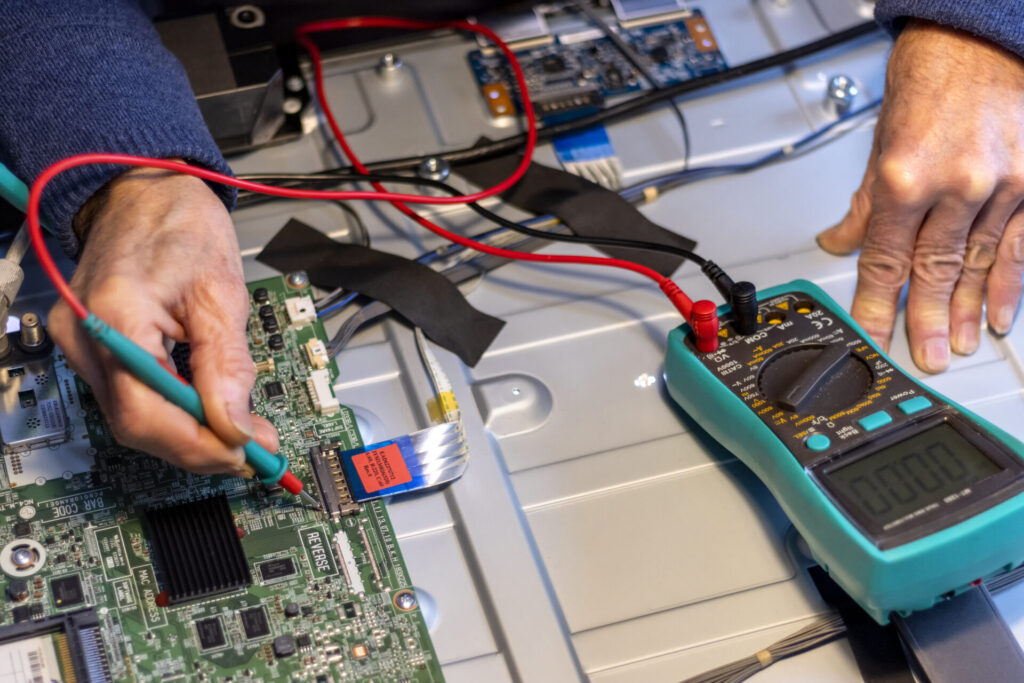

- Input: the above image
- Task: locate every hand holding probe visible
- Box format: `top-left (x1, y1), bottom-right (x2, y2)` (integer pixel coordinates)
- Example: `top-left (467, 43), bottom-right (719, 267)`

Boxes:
top-left (4, 156), bottom-right (321, 508)
top-left (80, 314), bottom-right (321, 508)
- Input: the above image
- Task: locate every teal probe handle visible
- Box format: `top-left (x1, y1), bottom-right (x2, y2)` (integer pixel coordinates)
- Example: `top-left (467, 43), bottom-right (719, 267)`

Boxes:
top-left (81, 314), bottom-right (288, 485)
top-left (0, 160), bottom-right (52, 232)
top-left (0, 162), bottom-right (29, 214)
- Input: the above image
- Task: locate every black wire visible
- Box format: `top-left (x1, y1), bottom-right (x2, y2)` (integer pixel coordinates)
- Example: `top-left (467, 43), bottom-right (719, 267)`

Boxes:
top-left (238, 95), bottom-right (880, 212)
top-left (310, 22), bottom-right (880, 176)
top-left (670, 100), bottom-right (691, 171)
top-left (238, 173), bottom-right (708, 266)
top-left (334, 201), bottom-right (371, 247)
top-left (237, 96), bottom-right (882, 270)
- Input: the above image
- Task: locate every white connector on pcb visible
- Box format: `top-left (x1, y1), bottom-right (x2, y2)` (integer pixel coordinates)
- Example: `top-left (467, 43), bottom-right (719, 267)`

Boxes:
top-left (333, 530), bottom-right (365, 595)
top-left (306, 368), bottom-right (339, 415)
top-left (285, 295), bottom-right (316, 328)
top-left (304, 338), bottom-right (329, 369)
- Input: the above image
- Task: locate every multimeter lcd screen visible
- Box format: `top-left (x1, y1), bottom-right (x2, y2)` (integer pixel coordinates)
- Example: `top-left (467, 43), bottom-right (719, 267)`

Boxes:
top-left (826, 423), bottom-right (1001, 529)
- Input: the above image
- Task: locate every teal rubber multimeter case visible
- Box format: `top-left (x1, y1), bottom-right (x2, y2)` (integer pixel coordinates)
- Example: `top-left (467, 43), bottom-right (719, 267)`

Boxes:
top-left (664, 279), bottom-right (1024, 624)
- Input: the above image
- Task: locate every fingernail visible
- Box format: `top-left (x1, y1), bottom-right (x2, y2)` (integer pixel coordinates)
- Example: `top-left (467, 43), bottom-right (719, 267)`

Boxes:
top-left (953, 325), bottom-right (979, 355)
top-left (226, 400), bottom-right (255, 440)
top-left (236, 463), bottom-right (256, 479)
top-left (922, 338), bottom-right (950, 372)
top-left (994, 306), bottom-right (1016, 335)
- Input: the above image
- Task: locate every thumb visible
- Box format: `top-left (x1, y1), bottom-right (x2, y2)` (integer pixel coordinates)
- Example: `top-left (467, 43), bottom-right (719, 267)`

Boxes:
top-left (818, 178), bottom-right (874, 255)
top-left (187, 288), bottom-right (257, 448)
top-left (818, 126), bottom-right (881, 255)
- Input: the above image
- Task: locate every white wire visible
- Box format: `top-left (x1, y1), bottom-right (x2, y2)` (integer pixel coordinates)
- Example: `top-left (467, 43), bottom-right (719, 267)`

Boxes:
top-left (314, 286), bottom-right (344, 308)
top-left (414, 327), bottom-right (453, 397)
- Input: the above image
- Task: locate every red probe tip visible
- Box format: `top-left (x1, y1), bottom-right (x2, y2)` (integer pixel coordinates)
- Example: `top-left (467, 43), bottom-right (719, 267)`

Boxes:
top-left (691, 299), bottom-right (720, 353)
top-left (278, 471), bottom-right (322, 509)
top-left (277, 470), bottom-right (304, 495)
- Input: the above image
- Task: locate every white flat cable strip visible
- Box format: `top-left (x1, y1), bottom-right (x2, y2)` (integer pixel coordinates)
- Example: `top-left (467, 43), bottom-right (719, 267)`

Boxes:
top-left (414, 327), bottom-right (452, 397)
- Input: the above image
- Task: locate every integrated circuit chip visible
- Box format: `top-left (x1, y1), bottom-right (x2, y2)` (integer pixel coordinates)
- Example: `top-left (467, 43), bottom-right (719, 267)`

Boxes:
top-left (239, 607), bottom-right (270, 640)
top-left (195, 617), bottom-right (226, 650)
top-left (258, 557), bottom-right (296, 582)
top-left (263, 381), bottom-right (285, 400)
top-left (50, 575), bottom-right (85, 608)
top-left (540, 53), bottom-right (566, 73)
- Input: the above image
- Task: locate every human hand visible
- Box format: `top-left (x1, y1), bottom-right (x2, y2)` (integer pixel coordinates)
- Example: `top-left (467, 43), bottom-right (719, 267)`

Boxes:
top-left (48, 166), bottom-right (278, 474)
top-left (817, 20), bottom-right (1024, 372)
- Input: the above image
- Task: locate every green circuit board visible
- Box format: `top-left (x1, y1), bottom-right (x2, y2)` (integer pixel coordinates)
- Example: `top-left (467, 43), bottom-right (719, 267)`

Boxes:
top-left (0, 275), bottom-right (443, 682)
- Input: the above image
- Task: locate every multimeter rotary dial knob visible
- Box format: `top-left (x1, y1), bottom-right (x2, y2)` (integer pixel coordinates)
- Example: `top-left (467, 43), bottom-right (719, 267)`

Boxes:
top-left (757, 344), bottom-right (873, 414)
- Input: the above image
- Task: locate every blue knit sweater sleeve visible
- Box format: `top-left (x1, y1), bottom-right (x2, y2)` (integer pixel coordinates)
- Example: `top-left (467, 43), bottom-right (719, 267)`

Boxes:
top-left (0, 1), bottom-right (234, 256)
top-left (876, 0), bottom-right (1024, 57)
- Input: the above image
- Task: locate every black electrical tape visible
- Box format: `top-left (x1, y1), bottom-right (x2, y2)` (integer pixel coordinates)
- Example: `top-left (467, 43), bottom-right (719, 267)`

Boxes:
top-left (808, 567), bottom-right (915, 683)
top-left (256, 219), bottom-right (505, 366)
top-left (456, 152), bottom-right (696, 277)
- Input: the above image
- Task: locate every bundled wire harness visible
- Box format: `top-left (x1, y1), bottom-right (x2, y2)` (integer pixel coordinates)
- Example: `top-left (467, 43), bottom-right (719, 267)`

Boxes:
top-left (682, 614), bottom-right (846, 683)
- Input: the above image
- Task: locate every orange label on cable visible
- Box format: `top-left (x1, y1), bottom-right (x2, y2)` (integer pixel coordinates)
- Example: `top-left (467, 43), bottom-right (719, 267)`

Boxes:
top-left (352, 444), bottom-right (412, 493)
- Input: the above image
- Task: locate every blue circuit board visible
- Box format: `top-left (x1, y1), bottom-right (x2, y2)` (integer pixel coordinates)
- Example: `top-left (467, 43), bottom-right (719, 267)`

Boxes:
top-left (468, 9), bottom-right (726, 117)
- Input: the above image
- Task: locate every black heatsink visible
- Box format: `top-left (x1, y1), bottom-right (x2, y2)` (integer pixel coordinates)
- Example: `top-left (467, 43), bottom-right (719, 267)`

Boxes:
top-left (145, 494), bottom-right (251, 604)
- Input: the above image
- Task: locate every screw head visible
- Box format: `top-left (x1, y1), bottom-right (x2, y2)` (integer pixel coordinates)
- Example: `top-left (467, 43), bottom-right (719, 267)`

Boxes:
top-left (825, 74), bottom-right (858, 116)
top-left (287, 271), bottom-right (310, 288)
top-left (417, 157), bottom-right (451, 182)
top-left (394, 590), bottom-right (417, 610)
top-left (229, 5), bottom-right (265, 29)
top-left (282, 97), bottom-right (303, 115)
top-left (11, 546), bottom-right (33, 568)
top-left (377, 53), bottom-right (403, 80)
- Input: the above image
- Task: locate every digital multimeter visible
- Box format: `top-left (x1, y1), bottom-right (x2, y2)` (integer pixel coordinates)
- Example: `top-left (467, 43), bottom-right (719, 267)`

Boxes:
top-left (665, 279), bottom-right (1024, 624)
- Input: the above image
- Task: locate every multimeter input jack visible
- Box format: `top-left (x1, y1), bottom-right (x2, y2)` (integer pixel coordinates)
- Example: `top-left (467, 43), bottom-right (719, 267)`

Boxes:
top-left (729, 281), bottom-right (759, 335)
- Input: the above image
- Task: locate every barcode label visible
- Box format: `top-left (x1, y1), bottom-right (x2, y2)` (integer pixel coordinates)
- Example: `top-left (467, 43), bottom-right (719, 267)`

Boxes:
top-left (0, 637), bottom-right (61, 683)
top-left (28, 648), bottom-right (43, 683)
